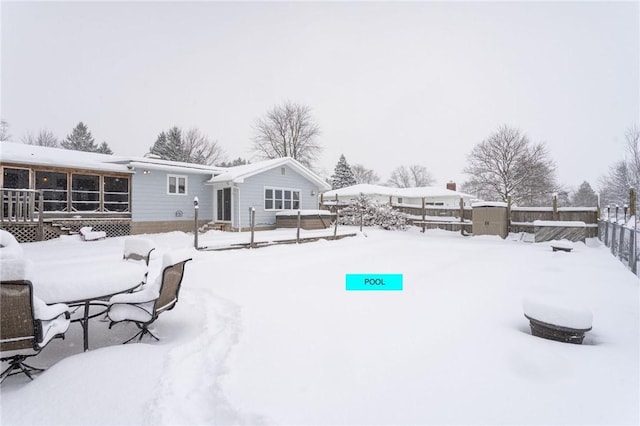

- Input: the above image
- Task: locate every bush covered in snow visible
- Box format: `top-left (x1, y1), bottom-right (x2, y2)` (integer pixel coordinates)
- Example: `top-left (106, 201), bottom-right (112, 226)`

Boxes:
top-left (338, 194), bottom-right (408, 230)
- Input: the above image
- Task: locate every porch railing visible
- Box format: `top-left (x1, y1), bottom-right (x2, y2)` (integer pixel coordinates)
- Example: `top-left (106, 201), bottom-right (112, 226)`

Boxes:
top-left (1, 188), bottom-right (44, 240)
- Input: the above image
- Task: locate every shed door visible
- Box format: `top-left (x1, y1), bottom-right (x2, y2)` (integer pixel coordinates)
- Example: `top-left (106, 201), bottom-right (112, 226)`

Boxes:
top-left (216, 188), bottom-right (231, 221)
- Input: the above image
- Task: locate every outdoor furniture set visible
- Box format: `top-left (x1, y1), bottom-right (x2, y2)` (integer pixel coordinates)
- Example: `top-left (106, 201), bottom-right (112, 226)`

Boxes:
top-left (0, 230), bottom-right (191, 383)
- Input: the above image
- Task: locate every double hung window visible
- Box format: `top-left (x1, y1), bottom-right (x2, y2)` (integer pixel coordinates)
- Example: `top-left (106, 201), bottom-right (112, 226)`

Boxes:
top-left (264, 187), bottom-right (300, 210)
top-left (168, 175), bottom-right (187, 195)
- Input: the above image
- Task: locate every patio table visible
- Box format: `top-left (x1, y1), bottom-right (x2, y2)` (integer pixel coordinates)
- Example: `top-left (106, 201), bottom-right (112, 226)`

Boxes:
top-left (30, 260), bottom-right (148, 351)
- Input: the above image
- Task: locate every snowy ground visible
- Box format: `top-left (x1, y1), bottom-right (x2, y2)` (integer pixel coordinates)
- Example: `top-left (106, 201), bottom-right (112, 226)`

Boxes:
top-left (1, 227), bottom-right (638, 425)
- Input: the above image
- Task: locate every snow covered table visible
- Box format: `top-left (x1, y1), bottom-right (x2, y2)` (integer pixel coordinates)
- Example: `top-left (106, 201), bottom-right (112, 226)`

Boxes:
top-left (31, 260), bottom-right (147, 351)
top-left (523, 296), bottom-right (593, 344)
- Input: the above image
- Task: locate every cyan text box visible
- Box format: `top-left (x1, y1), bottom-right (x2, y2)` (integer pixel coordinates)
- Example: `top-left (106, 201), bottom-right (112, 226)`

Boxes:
top-left (346, 274), bottom-right (403, 291)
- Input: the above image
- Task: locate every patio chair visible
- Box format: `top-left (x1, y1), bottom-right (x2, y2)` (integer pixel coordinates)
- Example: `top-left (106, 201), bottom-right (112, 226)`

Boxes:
top-left (1, 280), bottom-right (71, 383)
top-left (0, 229), bottom-right (23, 260)
top-left (107, 252), bottom-right (192, 343)
top-left (79, 226), bottom-right (106, 241)
top-left (123, 237), bottom-right (155, 266)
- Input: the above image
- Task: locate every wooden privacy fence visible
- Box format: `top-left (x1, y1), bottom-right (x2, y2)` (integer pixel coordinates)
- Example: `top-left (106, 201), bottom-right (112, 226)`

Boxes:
top-left (320, 195), bottom-right (598, 236)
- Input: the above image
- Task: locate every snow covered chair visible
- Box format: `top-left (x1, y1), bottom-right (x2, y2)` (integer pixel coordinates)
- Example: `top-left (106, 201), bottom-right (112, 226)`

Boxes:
top-left (1, 259), bottom-right (71, 383)
top-left (0, 230), bottom-right (23, 259)
top-left (107, 251), bottom-right (192, 343)
top-left (79, 226), bottom-right (106, 241)
top-left (122, 237), bottom-right (156, 290)
top-left (123, 237), bottom-right (155, 266)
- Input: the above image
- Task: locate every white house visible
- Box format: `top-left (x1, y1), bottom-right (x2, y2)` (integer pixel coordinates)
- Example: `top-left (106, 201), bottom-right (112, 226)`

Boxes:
top-left (320, 184), bottom-right (477, 208)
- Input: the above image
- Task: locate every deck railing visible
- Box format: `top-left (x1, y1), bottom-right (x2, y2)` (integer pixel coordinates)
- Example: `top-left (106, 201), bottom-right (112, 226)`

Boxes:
top-left (1, 188), bottom-right (44, 240)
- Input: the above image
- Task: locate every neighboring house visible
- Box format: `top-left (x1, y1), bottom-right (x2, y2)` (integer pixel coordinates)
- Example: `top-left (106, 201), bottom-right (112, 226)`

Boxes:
top-left (0, 142), bottom-right (329, 241)
top-left (320, 183), bottom-right (478, 208)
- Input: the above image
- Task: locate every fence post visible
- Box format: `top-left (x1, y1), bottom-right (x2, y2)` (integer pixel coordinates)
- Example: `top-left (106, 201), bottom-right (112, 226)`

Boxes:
top-left (296, 210), bottom-right (301, 243)
top-left (632, 188), bottom-right (637, 274)
top-left (421, 197), bottom-right (426, 233)
top-left (619, 226), bottom-right (626, 261)
top-left (193, 197), bottom-right (199, 249)
top-left (507, 195), bottom-right (512, 232)
top-left (37, 191), bottom-right (44, 241)
top-left (459, 197), bottom-right (465, 236)
top-left (552, 194), bottom-right (558, 220)
top-left (611, 223), bottom-right (617, 255)
top-left (334, 210), bottom-right (339, 239)
top-left (250, 207), bottom-right (256, 248)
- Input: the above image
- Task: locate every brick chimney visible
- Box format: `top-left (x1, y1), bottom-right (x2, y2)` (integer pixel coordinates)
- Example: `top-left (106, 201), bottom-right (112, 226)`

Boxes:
top-left (446, 181), bottom-right (456, 191)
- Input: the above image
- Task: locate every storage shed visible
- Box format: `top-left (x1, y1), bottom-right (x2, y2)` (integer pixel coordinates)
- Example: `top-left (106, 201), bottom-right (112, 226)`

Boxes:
top-left (472, 202), bottom-right (508, 239)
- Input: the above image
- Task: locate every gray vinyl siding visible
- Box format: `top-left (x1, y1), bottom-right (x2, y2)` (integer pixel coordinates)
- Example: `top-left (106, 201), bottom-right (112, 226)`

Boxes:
top-left (131, 170), bottom-right (213, 222)
top-left (236, 165), bottom-right (321, 228)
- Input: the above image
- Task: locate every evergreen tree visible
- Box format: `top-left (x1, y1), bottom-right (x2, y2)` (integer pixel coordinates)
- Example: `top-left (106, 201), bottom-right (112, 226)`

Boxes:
top-left (571, 181), bottom-right (598, 207)
top-left (61, 122), bottom-right (99, 152)
top-left (96, 141), bottom-right (113, 154)
top-left (331, 154), bottom-right (357, 189)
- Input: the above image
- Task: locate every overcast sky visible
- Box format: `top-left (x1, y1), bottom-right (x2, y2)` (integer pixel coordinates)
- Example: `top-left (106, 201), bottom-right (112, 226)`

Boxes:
top-left (1, 1), bottom-right (638, 190)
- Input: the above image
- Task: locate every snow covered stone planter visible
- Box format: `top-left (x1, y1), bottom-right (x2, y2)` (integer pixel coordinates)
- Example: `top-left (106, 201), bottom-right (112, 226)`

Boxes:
top-left (523, 296), bottom-right (593, 344)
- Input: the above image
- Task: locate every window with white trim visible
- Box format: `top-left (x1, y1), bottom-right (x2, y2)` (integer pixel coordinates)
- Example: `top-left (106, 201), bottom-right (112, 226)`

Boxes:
top-left (264, 187), bottom-right (300, 210)
top-left (167, 175), bottom-right (187, 195)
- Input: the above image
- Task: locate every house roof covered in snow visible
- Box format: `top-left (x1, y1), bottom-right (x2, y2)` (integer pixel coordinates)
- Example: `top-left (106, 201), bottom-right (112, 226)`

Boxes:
top-left (206, 157), bottom-right (331, 190)
top-left (0, 142), bottom-right (134, 174)
top-left (322, 183), bottom-right (475, 199)
top-left (0, 142), bottom-right (224, 175)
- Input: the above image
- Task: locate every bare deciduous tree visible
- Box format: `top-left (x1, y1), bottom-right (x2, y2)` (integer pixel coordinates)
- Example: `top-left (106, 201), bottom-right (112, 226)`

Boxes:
top-left (183, 128), bottom-right (226, 166)
top-left (388, 165), bottom-right (434, 188)
top-left (252, 101), bottom-right (321, 168)
top-left (22, 129), bottom-right (59, 147)
top-left (462, 125), bottom-right (558, 204)
top-left (599, 125), bottom-right (640, 208)
top-left (351, 164), bottom-right (380, 184)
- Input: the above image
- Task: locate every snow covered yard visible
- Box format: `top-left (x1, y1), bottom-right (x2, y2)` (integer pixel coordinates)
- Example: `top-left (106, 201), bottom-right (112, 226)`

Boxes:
top-left (1, 228), bottom-right (638, 425)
